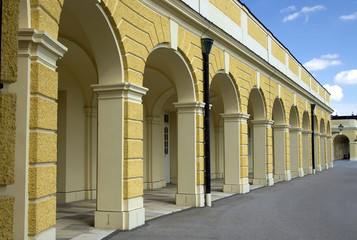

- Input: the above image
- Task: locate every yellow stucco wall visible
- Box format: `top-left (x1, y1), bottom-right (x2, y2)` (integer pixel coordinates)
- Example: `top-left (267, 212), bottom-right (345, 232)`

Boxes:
top-left (28, 197), bottom-right (56, 235)
top-left (0, 93), bottom-right (16, 185)
top-left (248, 18), bottom-right (267, 49)
top-left (0, 197), bottom-right (14, 240)
top-left (301, 70), bottom-right (310, 86)
top-left (288, 57), bottom-right (299, 77)
top-left (1, 0), bottom-right (19, 83)
top-left (271, 41), bottom-right (286, 65)
top-left (209, 0), bottom-right (241, 27)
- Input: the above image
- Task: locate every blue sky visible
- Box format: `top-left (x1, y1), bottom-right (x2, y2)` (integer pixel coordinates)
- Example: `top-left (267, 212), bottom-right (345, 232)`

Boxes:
top-left (240, 0), bottom-right (357, 115)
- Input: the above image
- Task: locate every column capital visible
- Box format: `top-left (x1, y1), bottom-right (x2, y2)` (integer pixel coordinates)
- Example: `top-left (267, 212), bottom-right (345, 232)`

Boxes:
top-left (290, 127), bottom-right (302, 133)
top-left (302, 130), bottom-right (312, 134)
top-left (18, 28), bottom-right (68, 70)
top-left (320, 134), bottom-right (327, 138)
top-left (314, 132), bottom-right (321, 137)
top-left (272, 124), bottom-right (291, 129)
top-left (251, 119), bottom-right (274, 126)
top-left (220, 113), bottom-right (250, 122)
top-left (92, 82), bottom-right (148, 103)
top-left (327, 135), bottom-right (333, 139)
top-left (174, 102), bottom-right (205, 114)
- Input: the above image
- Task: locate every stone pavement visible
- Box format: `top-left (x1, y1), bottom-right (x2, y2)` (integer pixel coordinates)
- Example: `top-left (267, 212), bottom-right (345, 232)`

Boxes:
top-left (108, 160), bottom-right (357, 240)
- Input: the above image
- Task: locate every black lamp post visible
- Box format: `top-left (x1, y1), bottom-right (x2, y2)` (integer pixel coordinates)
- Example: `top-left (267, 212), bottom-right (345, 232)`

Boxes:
top-left (311, 104), bottom-right (316, 172)
top-left (201, 38), bottom-right (214, 207)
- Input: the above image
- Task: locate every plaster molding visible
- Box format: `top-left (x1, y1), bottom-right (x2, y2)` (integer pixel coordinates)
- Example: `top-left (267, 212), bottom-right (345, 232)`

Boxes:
top-left (250, 119), bottom-right (274, 126)
top-left (92, 83), bottom-right (148, 103)
top-left (174, 102), bottom-right (205, 114)
top-left (18, 28), bottom-right (67, 70)
top-left (290, 127), bottom-right (303, 133)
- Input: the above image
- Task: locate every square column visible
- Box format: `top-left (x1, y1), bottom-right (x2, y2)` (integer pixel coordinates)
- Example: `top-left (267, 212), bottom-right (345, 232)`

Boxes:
top-left (273, 124), bottom-right (291, 181)
top-left (327, 136), bottom-right (333, 167)
top-left (92, 83), bottom-right (148, 230)
top-left (222, 113), bottom-right (250, 194)
top-left (290, 128), bottom-right (304, 177)
top-left (251, 120), bottom-right (274, 186)
top-left (174, 102), bottom-right (205, 207)
top-left (145, 116), bottom-right (166, 189)
top-left (302, 130), bottom-right (313, 174)
top-left (320, 134), bottom-right (327, 169)
top-left (349, 141), bottom-right (357, 161)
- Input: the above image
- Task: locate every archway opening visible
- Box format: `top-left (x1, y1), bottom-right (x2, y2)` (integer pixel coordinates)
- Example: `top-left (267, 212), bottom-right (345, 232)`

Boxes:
top-left (272, 98), bottom-right (289, 181)
top-left (56, 0), bottom-right (123, 237)
top-left (320, 119), bottom-right (326, 169)
top-left (142, 46), bottom-right (197, 208)
top-left (289, 106), bottom-right (301, 177)
top-left (248, 88), bottom-right (268, 187)
top-left (210, 72), bottom-right (240, 193)
top-left (334, 135), bottom-right (350, 160)
top-left (302, 111), bottom-right (311, 173)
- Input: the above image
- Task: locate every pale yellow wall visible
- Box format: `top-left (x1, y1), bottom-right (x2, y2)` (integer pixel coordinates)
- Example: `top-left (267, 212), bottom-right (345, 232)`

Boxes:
top-left (248, 18), bottom-right (267, 49)
top-left (209, 0), bottom-right (241, 26)
top-left (301, 70), bottom-right (310, 86)
top-left (271, 41), bottom-right (286, 65)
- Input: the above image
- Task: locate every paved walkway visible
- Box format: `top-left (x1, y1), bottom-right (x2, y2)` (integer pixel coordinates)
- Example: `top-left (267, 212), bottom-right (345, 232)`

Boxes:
top-left (109, 161), bottom-right (357, 240)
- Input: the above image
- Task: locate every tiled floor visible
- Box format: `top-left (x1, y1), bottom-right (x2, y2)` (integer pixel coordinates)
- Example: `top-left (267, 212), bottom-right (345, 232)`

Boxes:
top-left (56, 179), bottom-right (263, 239)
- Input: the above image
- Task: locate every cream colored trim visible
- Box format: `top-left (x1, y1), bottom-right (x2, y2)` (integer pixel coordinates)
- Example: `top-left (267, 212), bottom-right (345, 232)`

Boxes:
top-left (290, 127), bottom-right (302, 132)
top-left (92, 83), bottom-right (148, 103)
top-left (170, 19), bottom-right (178, 50)
top-left (272, 124), bottom-right (291, 129)
top-left (173, 101), bottom-right (205, 114)
top-left (18, 28), bottom-right (67, 70)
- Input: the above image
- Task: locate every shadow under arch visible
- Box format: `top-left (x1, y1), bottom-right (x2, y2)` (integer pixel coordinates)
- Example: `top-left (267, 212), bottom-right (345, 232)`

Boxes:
top-left (334, 134), bottom-right (350, 160)
top-left (289, 105), bottom-right (302, 177)
top-left (247, 87), bottom-right (272, 186)
top-left (272, 98), bottom-right (290, 181)
top-left (56, 0), bottom-right (128, 233)
top-left (143, 45), bottom-right (203, 206)
top-left (302, 111), bottom-right (312, 173)
top-left (209, 72), bottom-right (247, 193)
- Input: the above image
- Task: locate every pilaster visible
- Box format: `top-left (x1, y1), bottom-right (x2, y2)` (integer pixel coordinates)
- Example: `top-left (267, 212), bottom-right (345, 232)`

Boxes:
top-left (272, 124), bottom-right (291, 181)
top-left (221, 113), bottom-right (250, 194)
top-left (174, 102), bottom-right (205, 207)
top-left (250, 120), bottom-right (274, 186)
top-left (302, 130), bottom-right (312, 174)
top-left (92, 82), bottom-right (148, 230)
top-left (290, 127), bottom-right (303, 177)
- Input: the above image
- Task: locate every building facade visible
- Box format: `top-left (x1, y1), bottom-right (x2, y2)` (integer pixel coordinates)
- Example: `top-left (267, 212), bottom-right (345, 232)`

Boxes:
top-left (0, 0), bottom-right (333, 239)
top-left (332, 115), bottom-right (357, 161)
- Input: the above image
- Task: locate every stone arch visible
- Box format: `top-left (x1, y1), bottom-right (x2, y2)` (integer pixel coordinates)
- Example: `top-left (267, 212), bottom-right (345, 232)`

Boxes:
top-left (333, 135), bottom-right (350, 160)
top-left (272, 98), bottom-right (290, 181)
top-left (302, 111), bottom-right (311, 174)
top-left (320, 119), bottom-right (327, 169)
top-left (302, 111), bottom-right (310, 130)
top-left (210, 72), bottom-right (247, 193)
top-left (289, 106), bottom-right (301, 177)
top-left (247, 88), bottom-right (272, 186)
top-left (289, 106), bottom-right (299, 128)
top-left (143, 44), bottom-right (201, 206)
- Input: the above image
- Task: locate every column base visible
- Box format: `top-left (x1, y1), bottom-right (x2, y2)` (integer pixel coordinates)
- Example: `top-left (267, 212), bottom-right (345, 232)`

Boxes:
top-left (317, 164), bottom-right (322, 171)
top-left (298, 168), bottom-right (304, 177)
top-left (223, 183), bottom-right (250, 194)
top-left (350, 158), bottom-right (357, 161)
top-left (274, 171), bottom-right (291, 181)
top-left (252, 174), bottom-right (274, 186)
top-left (29, 227), bottom-right (56, 240)
top-left (291, 171), bottom-right (299, 177)
top-left (325, 164), bottom-right (329, 169)
top-left (144, 180), bottom-right (166, 190)
top-left (95, 207), bottom-right (145, 230)
top-left (176, 193), bottom-right (204, 207)
top-left (329, 162), bottom-right (334, 168)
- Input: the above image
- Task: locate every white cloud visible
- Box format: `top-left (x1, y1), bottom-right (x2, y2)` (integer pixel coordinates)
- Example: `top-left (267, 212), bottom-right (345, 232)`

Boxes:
top-left (283, 5), bottom-right (325, 23)
top-left (335, 70), bottom-right (357, 84)
top-left (340, 12), bottom-right (357, 20)
top-left (323, 84), bottom-right (343, 101)
top-left (304, 54), bottom-right (342, 71)
top-left (283, 12), bottom-right (300, 22)
top-left (301, 5), bottom-right (325, 13)
top-left (281, 5), bottom-right (296, 13)
top-left (321, 54), bottom-right (339, 59)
